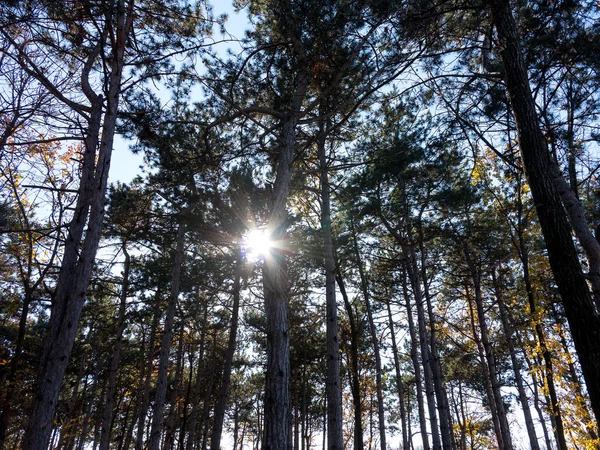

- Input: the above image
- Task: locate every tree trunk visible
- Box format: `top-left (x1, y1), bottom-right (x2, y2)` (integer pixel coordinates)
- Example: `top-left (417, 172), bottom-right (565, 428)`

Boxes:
top-left (148, 221), bottom-right (187, 450)
top-left (318, 120), bottom-right (344, 450)
top-left (463, 243), bottom-right (513, 449)
top-left (519, 238), bottom-right (568, 450)
top-left (465, 283), bottom-right (504, 449)
top-left (492, 268), bottom-right (540, 450)
top-left (350, 222), bottom-right (386, 450)
top-left (376, 208), bottom-right (437, 449)
top-left (386, 300), bottom-right (409, 450)
top-left (135, 298), bottom-right (161, 450)
top-left (99, 243), bottom-right (131, 450)
top-left (262, 115), bottom-right (297, 450)
top-left (416, 226), bottom-right (455, 450)
top-left (210, 251), bottom-right (243, 450)
top-left (200, 336), bottom-right (218, 450)
top-left (490, 0), bottom-right (600, 427)
top-left (163, 323), bottom-right (186, 450)
top-left (549, 302), bottom-right (599, 441)
top-left (401, 267), bottom-right (430, 450)
top-left (185, 298), bottom-right (209, 450)
top-left (335, 269), bottom-right (363, 450)
top-left (23, 4), bottom-right (133, 447)
top-left (402, 242), bottom-right (440, 450)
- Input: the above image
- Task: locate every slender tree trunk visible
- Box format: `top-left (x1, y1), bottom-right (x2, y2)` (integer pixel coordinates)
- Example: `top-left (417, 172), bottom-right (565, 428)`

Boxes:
top-left (519, 242), bottom-right (568, 450)
top-left (135, 299), bottom-right (161, 450)
top-left (401, 267), bottom-right (430, 450)
top-left (0, 287), bottom-right (33, 446)
top-left (416, 228), bottom-right (455, 450)
top-left (177, 348), bottom-right (195, 450)
top-left (513, 172), bottom-right (569, 450)
top-left (186, 298), bottom-right (209, 450)
top-left (492, 269), bottom-right (539, 450)
top-left (335, 269), bottom-right (363, 450)
top-left (350, 222), bottom-right (386, 450)
top-left (77, 375), bottom-right (97, 450)
top-left (148, 221), bottom-right (187, 450)
top-left (490, 0), bottom-right (600, 426)
top-left (401, 242), bottom-right (440, 450)
top-left (99, 244), bottom-right (131, 450)
top-left (465, 284), bottom-right (503, 448)
top-left (318, 121), bottom-right (344, 450)
top-left (200, 336), bottom-right (218, 450)
top-left (164, 323), bottom-right (186, 450)
top-left (377, 209), bottom-right (438, 449)
top-left (386, 300), bottom-right (409, 450)
top-left (566, 80), bottom-right (578, 199)
top-left (530, 371), bottom-right (553, 450)
top-left (463, 244), bottom-right (513, 449)
top-left (210, 252), bottom-right (243, 450)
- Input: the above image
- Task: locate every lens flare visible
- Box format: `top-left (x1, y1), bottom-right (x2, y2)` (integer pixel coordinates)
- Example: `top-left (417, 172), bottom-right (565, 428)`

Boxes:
top-left (243, 229), bottom-right (272, 261)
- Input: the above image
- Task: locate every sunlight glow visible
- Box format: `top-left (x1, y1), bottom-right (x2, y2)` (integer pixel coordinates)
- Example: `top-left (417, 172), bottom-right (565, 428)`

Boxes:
top-left (243, 228), bottom-right (272, 262)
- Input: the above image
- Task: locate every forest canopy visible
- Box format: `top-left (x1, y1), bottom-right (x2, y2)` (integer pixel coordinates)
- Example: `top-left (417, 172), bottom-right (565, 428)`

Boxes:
top-left (1, 1), bottom-right (600, 449)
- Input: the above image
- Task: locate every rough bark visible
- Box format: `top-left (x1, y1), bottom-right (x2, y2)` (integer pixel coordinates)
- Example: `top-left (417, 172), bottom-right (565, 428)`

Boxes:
top-left (490, 0), bottom-right (600, 426)
top-left (262, 115), bottom-right (296, 450)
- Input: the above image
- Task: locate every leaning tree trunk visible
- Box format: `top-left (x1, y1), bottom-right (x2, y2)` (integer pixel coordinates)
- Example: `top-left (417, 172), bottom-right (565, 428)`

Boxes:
top-left (490, 0), bottom-right (600, 427)
top-left (22, 5), bottom-right (133, 448)
top-left (318, 119), bottom-right (344, 450)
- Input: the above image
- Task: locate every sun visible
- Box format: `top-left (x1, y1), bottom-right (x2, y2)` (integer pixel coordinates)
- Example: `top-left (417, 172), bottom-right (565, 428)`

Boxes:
top-left (243, 228), bottom-right (272, 262)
